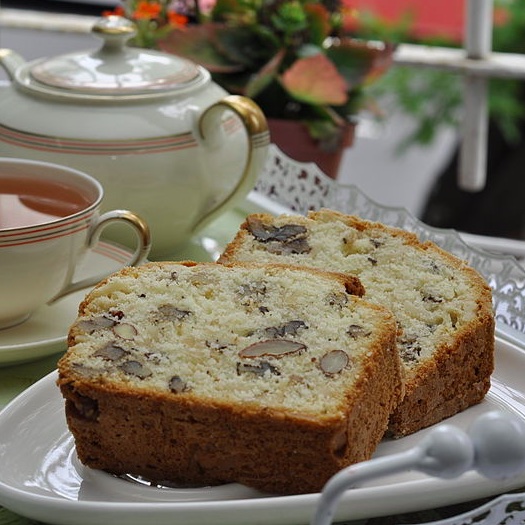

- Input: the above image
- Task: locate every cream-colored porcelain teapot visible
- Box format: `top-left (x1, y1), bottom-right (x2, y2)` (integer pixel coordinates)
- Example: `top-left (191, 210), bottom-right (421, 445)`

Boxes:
top-left (0, 16), bottom-right (269, 259)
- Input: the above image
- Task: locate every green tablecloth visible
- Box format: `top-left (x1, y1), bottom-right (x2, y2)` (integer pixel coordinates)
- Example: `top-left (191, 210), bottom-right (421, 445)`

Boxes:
top-left (0, 208), bottom-right (517, 525)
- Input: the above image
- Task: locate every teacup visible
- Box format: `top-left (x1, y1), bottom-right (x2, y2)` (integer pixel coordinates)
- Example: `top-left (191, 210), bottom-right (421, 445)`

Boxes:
top-left (0, 157), bottom-right (151, 329)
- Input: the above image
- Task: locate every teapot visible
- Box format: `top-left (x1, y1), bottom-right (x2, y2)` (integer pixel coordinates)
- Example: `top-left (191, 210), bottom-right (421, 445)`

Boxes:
top-left (0, 16), bottom-right (269, 260)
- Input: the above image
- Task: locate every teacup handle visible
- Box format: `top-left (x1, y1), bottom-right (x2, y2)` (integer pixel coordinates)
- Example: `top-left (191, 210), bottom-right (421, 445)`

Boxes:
top-left (191, 95), bottom-right (269, 233)
top-left (50, 210), bottom-right (151, 303)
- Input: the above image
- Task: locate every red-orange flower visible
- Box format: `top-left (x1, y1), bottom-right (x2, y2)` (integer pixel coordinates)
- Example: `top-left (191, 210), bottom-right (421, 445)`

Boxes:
top-left (133, 1), bottom-right (162, 20)
top-left (102, 6), bottom-right (125, 17)
top-left (341, 4), bottom-right (360, 33)
top-left (167, 12), bottom-right (189, 28)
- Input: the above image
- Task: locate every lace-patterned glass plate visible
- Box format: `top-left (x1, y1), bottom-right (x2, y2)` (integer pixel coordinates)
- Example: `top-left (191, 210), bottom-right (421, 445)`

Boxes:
top-left (255, 145), bottom-right (525, 338)
top-left (409, 491), bottom-right (525, 525)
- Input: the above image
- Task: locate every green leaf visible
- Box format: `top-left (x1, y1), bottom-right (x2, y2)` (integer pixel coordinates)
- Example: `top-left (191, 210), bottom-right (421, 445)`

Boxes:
top-left (245, 48), bottom-right (286, 99)
top-left (271, 1), bottom-right (308, 35)
top-left (325, 38), bottom-right (394, 90)
top-left (158, 24), bottom-right (243, 73)
top-left (304, 3), bottom-right (331, 46)
top-left (214, 25), bottom-right (280, 68)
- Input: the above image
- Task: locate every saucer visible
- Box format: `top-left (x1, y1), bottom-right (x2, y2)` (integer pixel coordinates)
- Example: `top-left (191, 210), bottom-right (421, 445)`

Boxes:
top-left (0, 241), bottom-right (134, 367)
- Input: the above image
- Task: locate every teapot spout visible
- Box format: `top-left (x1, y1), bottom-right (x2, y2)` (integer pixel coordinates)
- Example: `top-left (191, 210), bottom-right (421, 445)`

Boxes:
top-left (0, 49), bottom-right (26, 80)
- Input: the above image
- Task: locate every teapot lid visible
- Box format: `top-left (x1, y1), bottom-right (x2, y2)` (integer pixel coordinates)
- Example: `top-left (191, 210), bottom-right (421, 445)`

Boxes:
top-left (28, 16), bottom-right (204, 95)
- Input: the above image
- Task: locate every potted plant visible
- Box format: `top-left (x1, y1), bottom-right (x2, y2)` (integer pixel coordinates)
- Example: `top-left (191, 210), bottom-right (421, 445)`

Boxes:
top-left (106, 0), bottom-right (394, 178)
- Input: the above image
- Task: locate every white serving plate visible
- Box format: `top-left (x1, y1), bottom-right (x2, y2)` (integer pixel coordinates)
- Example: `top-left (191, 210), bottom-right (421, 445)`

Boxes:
top-left (0, 335), bottom-right (524, 525)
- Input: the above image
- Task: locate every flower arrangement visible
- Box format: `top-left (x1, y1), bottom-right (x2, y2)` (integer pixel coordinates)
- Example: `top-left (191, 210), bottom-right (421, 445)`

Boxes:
top-left (106, 0), bottom-right (394, 149)
top-left (105, 1), bottom-right (190, 48)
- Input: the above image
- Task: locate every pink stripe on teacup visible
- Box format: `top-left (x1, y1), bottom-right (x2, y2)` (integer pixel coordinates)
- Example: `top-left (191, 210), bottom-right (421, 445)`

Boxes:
top-left (0, 210), bottom-right (95, 241)
top-left (0, 223), bottom-right (91, 248)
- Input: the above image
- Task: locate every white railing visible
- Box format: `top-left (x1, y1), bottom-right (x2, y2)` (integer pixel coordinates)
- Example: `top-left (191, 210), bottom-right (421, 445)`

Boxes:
top-left (394, 0), bottom-right (525, 191)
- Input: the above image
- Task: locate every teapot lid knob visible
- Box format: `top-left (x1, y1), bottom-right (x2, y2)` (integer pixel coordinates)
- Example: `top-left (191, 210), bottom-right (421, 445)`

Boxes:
top-left (92, 15), bottom-right (137, 51)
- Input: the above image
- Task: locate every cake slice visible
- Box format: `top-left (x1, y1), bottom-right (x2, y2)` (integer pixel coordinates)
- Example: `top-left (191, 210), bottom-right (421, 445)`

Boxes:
top-left (57, 261), bottom-right (402, 495)
top-left (219, 209), bottom-right (495, 436)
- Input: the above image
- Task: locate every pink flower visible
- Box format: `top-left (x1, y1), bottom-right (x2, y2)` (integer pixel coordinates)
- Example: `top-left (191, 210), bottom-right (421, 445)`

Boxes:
top-left (199, 0), bottom-right (217, 15)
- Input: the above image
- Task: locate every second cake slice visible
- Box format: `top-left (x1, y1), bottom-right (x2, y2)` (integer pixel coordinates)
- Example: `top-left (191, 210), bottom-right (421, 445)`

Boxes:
top-left (219, 209), bottom-right (495, 436)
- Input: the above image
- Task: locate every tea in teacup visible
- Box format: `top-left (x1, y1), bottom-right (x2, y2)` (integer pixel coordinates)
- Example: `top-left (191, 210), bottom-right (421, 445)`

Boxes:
top-left (0, 176), bottom-right (92, 229)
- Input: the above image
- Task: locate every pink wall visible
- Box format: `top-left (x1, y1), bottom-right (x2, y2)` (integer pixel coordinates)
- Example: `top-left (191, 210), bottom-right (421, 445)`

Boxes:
top-left (351, 0), bottom-right (465, 41)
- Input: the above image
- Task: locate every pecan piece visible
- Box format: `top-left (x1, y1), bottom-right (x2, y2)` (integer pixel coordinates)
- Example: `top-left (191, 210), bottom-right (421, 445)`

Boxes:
top-left (93, 342), bottom-right (129, 361)
top-left (157, 304), bottom-right (192, 321)
top-left (347, 324), bottom-right (371, 339)
top-left (265, 237), bottom-right (311, 255)
top-left (263, 320), bottom-right (308, 338)
top-left (236, 360), bottom-right (280, 377)
top-left (169, 375), bottom-right (189, 393)
top-left (239, 339), bottom-right (306, 358)
top-left (76, 315), bottom-right (116, 333)
top-left (118, 360), bottom-right (152, 379)
top-left (398, 333), bottom-right (422, 364)
top-left (320, 350), bottom-right (350, 376)
top-left (247, 217), bottom-right (305, 242)
top-left (246, 217), bottom-right (311, 254)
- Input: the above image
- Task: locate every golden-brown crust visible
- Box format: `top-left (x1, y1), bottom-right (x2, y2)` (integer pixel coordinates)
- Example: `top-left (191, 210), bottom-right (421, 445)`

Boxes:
top-left (387, 300), bottom-right (494, 435)
top-left (59, 321), bottom-right (400, 494)
top-left (314, 211), bottom-right (495, 435)
top-left (58, 260), bottom-right (402, 494)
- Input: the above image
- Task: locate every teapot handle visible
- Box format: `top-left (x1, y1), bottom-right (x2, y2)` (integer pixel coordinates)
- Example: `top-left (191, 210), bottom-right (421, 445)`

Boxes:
top-left (191, 95), bottom-right (269, 233)
top-left (0, 49), bottom-right (26, 80)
